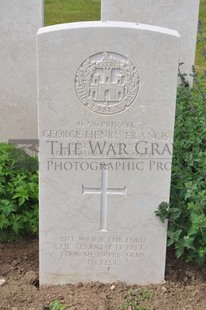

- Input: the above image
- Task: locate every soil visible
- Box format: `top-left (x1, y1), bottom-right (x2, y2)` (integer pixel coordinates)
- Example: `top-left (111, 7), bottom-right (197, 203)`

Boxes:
top-left (0, 239), bottom-right (206, 310)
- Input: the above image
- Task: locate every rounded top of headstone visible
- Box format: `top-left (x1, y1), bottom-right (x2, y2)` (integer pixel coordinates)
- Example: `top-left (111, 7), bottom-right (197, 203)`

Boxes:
top-left (37, 21), bottom-right (180, 38)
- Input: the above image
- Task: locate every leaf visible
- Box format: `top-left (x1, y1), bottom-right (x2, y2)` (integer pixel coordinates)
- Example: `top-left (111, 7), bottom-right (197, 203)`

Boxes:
top-left (168, 229), bottom-right (182, 242)
top-left (175, 246), bottom-right (185, 259)
top-left (183, 235), bottom-right (195, 250)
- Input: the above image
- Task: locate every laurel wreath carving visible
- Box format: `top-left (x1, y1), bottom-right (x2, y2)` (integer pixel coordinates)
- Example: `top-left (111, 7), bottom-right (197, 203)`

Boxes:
top-left (75, 59), bottom-right (96, 106)
top-left (121, 60), bottom-right (140, 106)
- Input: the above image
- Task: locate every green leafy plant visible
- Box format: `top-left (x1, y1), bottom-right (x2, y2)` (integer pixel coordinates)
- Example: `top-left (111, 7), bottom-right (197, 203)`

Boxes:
top-left (120, 288), bottom-right (154, 310)
top-left (0, 143), bottom-right (38, 241)
top-left (155, 68), bottom-right (206, 265)
top-left (50, 299), bottom-right (67, 310)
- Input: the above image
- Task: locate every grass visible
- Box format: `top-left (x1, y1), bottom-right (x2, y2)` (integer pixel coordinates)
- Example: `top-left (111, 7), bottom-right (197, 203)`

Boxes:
top-left (44, 0), bottom-right (205, 72)
top-left (44, 0), bottom-right (100, 26)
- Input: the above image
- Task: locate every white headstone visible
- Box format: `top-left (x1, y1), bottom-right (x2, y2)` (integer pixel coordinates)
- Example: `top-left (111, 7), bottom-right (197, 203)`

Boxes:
top-left (0, 0), bottom-right (43, 141)
top-left (38, 21), bottom-right (179, 285)
top-left (101, 0), bottom-right (200, 86)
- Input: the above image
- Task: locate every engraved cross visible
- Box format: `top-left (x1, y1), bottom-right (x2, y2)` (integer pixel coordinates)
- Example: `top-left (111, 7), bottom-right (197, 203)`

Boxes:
top-left (82, 169), bottom-right (126, 232)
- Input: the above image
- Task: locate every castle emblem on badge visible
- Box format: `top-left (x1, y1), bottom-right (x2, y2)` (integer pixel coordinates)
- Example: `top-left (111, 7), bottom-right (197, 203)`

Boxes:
top-left (75, 52), bottom-right (140, 115)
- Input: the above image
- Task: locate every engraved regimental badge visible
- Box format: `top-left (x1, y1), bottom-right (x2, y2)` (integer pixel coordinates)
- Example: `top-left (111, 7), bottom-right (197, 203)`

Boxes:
top-left (75, 52), bottom-right (140, 115)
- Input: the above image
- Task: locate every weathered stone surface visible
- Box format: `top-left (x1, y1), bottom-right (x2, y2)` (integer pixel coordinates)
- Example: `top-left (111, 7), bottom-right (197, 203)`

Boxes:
top-left (0, 0), bottom-right (43, 141)
top-left (38, 21), bottom-right (179, 285)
